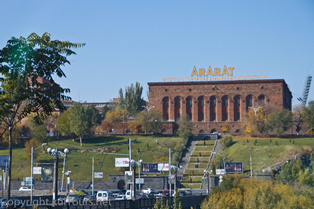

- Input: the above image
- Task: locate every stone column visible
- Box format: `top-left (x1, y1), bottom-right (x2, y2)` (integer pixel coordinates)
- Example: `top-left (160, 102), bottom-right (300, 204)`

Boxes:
top-left (216, 99), bottom-right (222, 122)
top-left (229, 98), bottom-right (234, 122)
top-left (192, 99), bottom-right (198, 122)
top-left (170, 99), bottom-right (175, 121)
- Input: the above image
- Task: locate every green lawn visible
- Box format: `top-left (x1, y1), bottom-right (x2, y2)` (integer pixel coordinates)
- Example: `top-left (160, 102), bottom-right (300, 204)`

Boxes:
top-left (194, 146), bottom-right (214, 151)
top-left (191, 151), bottom-right (212, 157)
top-left (181, 176), bottom-right (203, 183)
top-left (180, 183), bottom-right (201, 189)
top-left (189, 157), bottom-right (210, 163)
top-left (224, 136), bottom-right (314, 175)
top-left (3, 135), bottom-right (184, 181)
top-left (196, 141), bottom-right (215, 146)
top-left (184, 170), bottom-right (205, 176)
top-left (187, 163), bottom-right (208, 169)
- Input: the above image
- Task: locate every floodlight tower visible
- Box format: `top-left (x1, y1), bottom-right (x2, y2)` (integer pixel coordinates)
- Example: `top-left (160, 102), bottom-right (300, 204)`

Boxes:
top-left (301, 75), bottom-right (312, 105)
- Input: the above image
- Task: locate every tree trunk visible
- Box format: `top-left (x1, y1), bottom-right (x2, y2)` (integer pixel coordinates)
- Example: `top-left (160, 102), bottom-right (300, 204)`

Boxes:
top-left (80, 136), bottom-right (83, 146)
top-left (7, 125), bottom-right (12, 201)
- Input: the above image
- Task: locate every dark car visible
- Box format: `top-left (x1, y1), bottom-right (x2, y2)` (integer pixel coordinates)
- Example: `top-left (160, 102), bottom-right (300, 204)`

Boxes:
top-left (161, 190), bottom-right (170, 197)
top-left (83, 195), bottom-right (96, 203)
top-left (185, 190), bottom-right (192, 195)
top-left (120, 189), bottom-right (126, 195)
top-left (179, 191), bottom-right (186, 197)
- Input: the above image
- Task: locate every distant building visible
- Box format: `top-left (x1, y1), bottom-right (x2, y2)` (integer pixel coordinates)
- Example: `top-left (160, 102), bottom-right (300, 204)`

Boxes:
top-left (148, 79), bottom-right (292, 135)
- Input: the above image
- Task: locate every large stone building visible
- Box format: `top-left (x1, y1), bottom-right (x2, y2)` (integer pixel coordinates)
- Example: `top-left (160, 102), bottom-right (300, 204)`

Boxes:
top-left (148, 79), bottom-right (292, 135)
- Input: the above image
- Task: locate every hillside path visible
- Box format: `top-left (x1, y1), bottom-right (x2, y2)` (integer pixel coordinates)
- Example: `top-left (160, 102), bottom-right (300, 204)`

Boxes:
top-left (177, 140), bottom-right (197, 177)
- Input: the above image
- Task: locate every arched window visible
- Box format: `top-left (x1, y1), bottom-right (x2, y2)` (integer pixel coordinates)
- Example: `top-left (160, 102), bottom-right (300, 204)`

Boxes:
top-left (189, 113), bottom-right (192, 120)
top-left (201, 99), bottom-right (204, 107)
top-left (225, 99), bottom-right (228, 107)
top-left (166, 100), bottom-right (169, 108)
top-left (213, 113), bottom-right (216, 120)
top-left (201, 113), bottom-right (204, 120)
top-left (249, 98), bottom-right (252, 106)
top-left (213, 99), bottom-right (216, 107)
top-left (189, 99), bottom-right (192, 107)
top-left (237, 98), bottom-right (240, 106)
top-left (178, 99), bottom-right (180, 108)
top-left (166, 113), bottom-right (169, 120)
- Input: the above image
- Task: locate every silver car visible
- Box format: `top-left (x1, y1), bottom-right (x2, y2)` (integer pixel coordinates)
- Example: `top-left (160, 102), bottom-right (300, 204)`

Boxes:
top-left (66, 194), bottom-right (83, 203)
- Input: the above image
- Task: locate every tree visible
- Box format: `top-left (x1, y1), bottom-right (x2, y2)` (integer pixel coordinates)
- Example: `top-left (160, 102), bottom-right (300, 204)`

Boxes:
top-left (101, 105), bottom-right (111, 119)
top-left (268, 108), bottom-right (292, 136)
top-left (135, 109), bottom-right (162, 134)
top-left (0, 32), bottom-right (85, 200)
top-left (25, 114), bottom-right (49, 143)
top-left (176, 113), bottom-right (193, 140)
top-left (242, 107), bottom-right (271, 135)
top-left (173, 189), bottom-right (183, 209)
top-left (221, 134), bottom-right (233, 148)
top-left (221, 122), bottom-right (230, 133)
top-left (56, 109), bottom-right (72, 136)
top-left (119, 82), bottom-right (144, 116)
top-left (128, 121), bottom-right (141, 134)
top-left (276, 159), bottom-right (304, 185)
top-left (24, 138), bottom-right (40, 161)
top-left (303, 101), bottom-right (314, 133)
top-left (100, 120), bottom-right (113, 133)
top-left (292, 104), bottom-right (304, 135)
top-left (69, 103), bottom-right (93, 146)
top-left (89, 106), bottom-right (101, 126)
top-left (103, 107), bottom-right (129, 131)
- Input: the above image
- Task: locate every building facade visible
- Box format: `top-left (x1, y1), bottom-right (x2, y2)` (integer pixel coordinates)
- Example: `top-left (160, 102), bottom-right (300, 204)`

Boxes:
top-left (148, 79), bottom-right (292, 135)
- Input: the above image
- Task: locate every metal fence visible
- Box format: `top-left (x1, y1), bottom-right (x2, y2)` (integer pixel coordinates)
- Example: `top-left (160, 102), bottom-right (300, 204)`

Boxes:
top-left (18, 195), bottom-right (207, 209)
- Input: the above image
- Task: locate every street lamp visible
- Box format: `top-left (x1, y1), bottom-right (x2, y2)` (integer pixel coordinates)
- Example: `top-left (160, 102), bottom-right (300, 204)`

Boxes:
top-left (31, 143), bottom-right (47, 204)
top-left (47, 147), bottom-right (60, 202)
top-left (138, 159), bottom-right (143, 191)
top-left (156, 140), bottom-right (172, 196)
top-left (171, 166), bottom-right (181, 193)
top-left (92, 152), bottom-right (104, 195)
top-left (248, 106), bottom-right (262, 116)
top-left (130, 160), bottom-right (137, 200)
top-left (203, 169), bottom-right (212, 194)
top-left (64, 171), bottom-right (71, 194)
top-left (143, 105), bottom-right (155, 112)
top-left (61, 148), bottom-right (69, 192)
top-left (212, 152), bottom-right (225, 171)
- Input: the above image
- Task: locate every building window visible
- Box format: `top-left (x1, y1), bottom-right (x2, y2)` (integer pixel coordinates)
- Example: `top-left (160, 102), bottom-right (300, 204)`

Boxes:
top-left (249, 98), bottom-right (252, 106)
top-left (166, 100), bottom-right (169, 108)
top-left (189, 113), bottom-right (192, 120)
top-left (213, 99), bottom-right (216, 107)
top-left (237, 98), bottom-right (240, 107)
top-left (178, 100), bottom-right (180, 108)
top-left (189, 100), bottom-right (192, 107)
top-left (261, 97), bottom-right (264, 105)
top-left (201, 113), bottom-right (204, 120)
top-left (225, 99), bottom-right (228, 107)
top-left (213, 113), bottom-right (216, 120)
top-left (225, 113), bottom-right (228, 120)
top-left (237, 112), bottom-right (240, 120)
top-left (178, 113), bottom-right (180, 120)
top-left (201, 99), bottom-right (204, 107)
top-left (166, 113), bottom-right (169, 120)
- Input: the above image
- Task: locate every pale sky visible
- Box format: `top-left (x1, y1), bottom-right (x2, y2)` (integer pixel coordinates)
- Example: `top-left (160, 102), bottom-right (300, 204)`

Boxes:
top-left (1, 0), bottom-right (313, 107)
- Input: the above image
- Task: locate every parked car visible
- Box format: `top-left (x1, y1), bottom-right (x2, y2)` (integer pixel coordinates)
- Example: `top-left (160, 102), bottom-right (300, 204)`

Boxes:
top-left (114, 195), bottom-right (126, 201)
top-left (96, 190), bottom-right (114, 202)
top-left (119, 189), bottom-right (126, 195)
top-left (142, 188), bottom-right (155, 194)
top-left (161, 190), bottom-right (170, 197)
top-left (66, 194), bottom-right (83, 203)
top-left (19, 187), bottom-right (31, 191)
top-left (125, 190), bottom-right (141, 200)
top-left (185, 190), bottom-right (192, 196)
top-left (179, 191), bottom-right (186, 197)
top-left (83, 195), bottom-right (96, 203)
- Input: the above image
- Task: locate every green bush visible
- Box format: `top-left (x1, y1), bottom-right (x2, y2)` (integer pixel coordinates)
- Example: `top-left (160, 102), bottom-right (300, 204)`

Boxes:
top-left (221, 134), bottom-right (233, 148)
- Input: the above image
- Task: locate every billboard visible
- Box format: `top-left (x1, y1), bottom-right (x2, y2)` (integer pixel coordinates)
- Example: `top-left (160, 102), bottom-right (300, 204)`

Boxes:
top-left (141, 163), bottom-right (159, 174)
top-left (0, 156), bottom-right (9, 170)
top-left (158, 163), bottom-right (169, 171)
top-left (22, 177), bottom-right (35, 186)
top-left (41, 167), bottom-right (54, 183)
top-left (216, 169), bottom-right (225, 175)
top-left (94, 172), bottom-right (103, 178)
top-left (225, 162), bottom-right (243, 174)
top-left (33, 167), bottom-right (42, 174)
top-left (115, 158), bottom-right (129, 167)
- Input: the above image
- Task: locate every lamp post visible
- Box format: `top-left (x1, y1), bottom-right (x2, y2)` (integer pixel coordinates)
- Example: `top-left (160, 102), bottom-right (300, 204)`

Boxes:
top-left (130, 160), bottom-right (137, 200)
top-left (156, 140), bottom-right (171, 196)
top-left (203, 169), bottom-right (211, 194)
top-left (65, 171), bottom-right (71, 195)
top-left (92, 152), bottom-right (104, 196)
top-left (61, 148), bottom-right (69, 192)
top-left (143, 105), bottom-right (155, 113)
top-left (138, 159), bottom-right (142, 191)
top-left (31, 143), bottom-right (47, 204)
top-left (171, 166), bottom-right (181, 193)
top-left (47, 148), bottom-right (59, 202)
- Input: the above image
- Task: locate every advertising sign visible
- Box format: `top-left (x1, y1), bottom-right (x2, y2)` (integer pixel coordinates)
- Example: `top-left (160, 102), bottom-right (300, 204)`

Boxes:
top-left (125, 171), bottom-right (133, 184)
top-left (135, 178), bottom-right (144, 184)
top-left (141, 163), bottom-right (159, 174)
top-left (225, 162), bottom-right (243, 174)
top-left (216, 169), bottom-right (225, 175)
top-left (23, 177), bottom-right (35, 186)
top-left (94, 172), bottom-right (103, 178)
top-left (41, 167), bottom-right (53, 183)
top-left (158, 163), bottom-right (169, 171)
top-left (0, 156), bottom-right (9, 170)
top-left (33, 167), bottom-right (42, 174)
top-left (115, 158), bottom-right (129, 167)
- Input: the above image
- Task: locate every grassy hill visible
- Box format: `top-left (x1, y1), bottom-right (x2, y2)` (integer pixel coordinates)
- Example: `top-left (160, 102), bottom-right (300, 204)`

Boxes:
top-left (223, 136), bottom-right (314, 175)
top-left (2, 135), bottom-right (183, 182)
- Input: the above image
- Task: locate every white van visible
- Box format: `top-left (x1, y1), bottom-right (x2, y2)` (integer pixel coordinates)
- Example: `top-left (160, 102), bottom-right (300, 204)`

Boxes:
top-left (96, 190), bottom-right (114, 202)
top-left (125, 190), bottom-right (141, 200)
